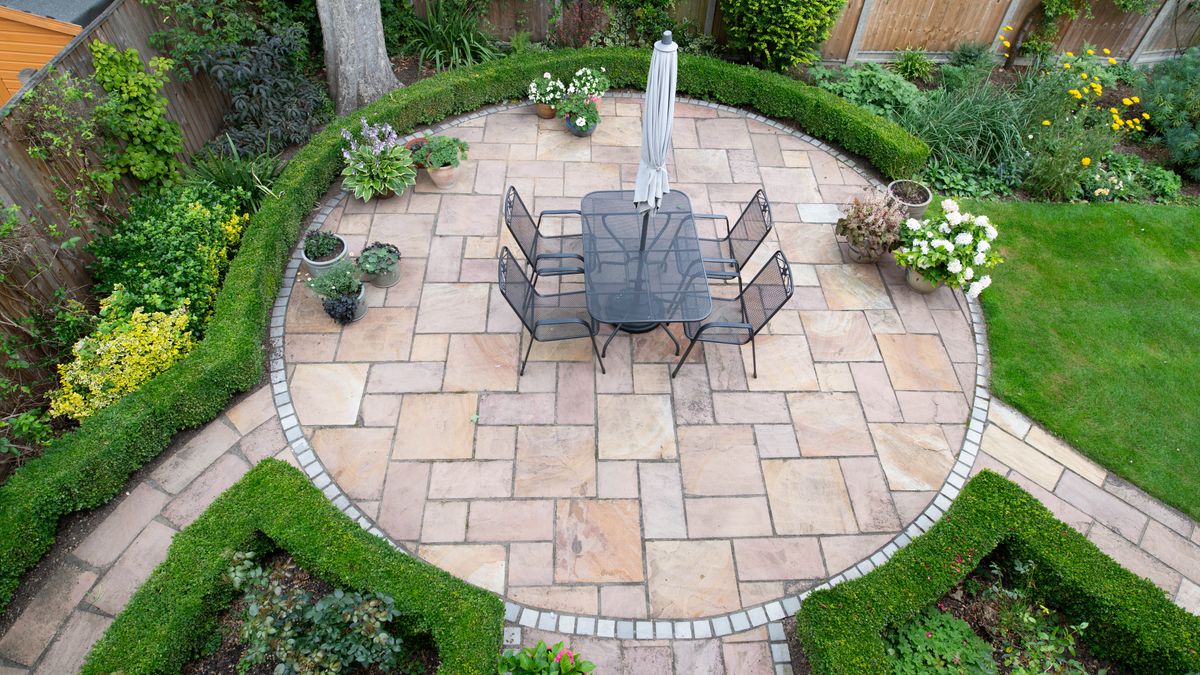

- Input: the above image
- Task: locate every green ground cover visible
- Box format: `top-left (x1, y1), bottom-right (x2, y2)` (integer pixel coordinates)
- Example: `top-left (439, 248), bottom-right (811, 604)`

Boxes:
top-left (973, 200), bottom-right (1200, 519)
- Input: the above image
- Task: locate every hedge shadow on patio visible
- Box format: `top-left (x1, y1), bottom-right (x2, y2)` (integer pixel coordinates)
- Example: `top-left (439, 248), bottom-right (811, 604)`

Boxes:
top-left (82, 459), bottom-right (503, 675)
top-left (796, 470), bottom-right (1200, 674)
top-left (0, 47), bottom-right (928, 614)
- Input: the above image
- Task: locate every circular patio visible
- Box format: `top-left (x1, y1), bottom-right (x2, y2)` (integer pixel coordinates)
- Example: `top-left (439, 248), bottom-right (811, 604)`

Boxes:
top-left (278, 96), bottom-right (978, 624)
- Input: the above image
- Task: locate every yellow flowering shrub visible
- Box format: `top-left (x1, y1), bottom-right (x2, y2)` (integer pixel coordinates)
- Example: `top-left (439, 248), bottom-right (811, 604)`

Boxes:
top-left (50, 299), bottom-right (196, 421)
top-left (221, 211), bottom-right (250, 249)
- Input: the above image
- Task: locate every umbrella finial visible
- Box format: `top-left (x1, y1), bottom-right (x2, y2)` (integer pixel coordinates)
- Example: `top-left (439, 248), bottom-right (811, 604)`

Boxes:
top-left (661, 30), bottom-right (673, 45)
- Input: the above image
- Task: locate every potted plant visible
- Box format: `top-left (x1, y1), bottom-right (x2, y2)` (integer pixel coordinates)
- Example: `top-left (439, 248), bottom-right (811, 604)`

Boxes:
top-left (499, 640), bottom-right (595, 674)
top-left (528, 72), bottom-right (567, 119)
top-left (835, 191), bottom-right (906, 263)
top-left (415, 135), bottom-right (470, 188)
top-left (301, 230), bottom-right (347, 276)
top-left (340, 118), bottom-right (417, 202)
top-left (405, 137), bottom-right (429, 168)
top-left (305, 259), bottom-right (366, 324)
top-left (357, 241), bottom-right (402, 287)
top-left (558, 92), bottom-right (601, 137)
top-left (568, 66), bottom-right (610, 101)
top-left (893, 198), bottom-right (1002, 296)
top-left (887, 179), bottom-right (933, 219)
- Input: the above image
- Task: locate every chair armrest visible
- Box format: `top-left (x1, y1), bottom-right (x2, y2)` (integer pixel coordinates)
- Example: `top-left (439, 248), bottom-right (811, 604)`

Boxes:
top-left (533, 316), bottom-right (594, 335)
top-left (694, 321), bottom-right (753, 340)
top-left (691, 213), bottom-right (732, 239)
top-left (701, 256), bottom-right (737, 266)
top-left (535, 265), bottom-right (585, 277)
top-left (535, 252), bottom-right (586, 262)
top-left (537, 209), bottom-right (582, 227)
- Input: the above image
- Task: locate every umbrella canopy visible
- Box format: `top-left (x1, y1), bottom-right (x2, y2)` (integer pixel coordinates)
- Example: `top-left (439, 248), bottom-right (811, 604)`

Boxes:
top-left (633, 32), bottom-right (678, 214)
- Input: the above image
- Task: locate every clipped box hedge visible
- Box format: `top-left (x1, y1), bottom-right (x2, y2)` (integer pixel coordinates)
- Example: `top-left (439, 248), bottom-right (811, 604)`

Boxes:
top-left (0, 47), bottom-right (928, 614)
top-left (82, 459), bottom-right (504, 674)
top-left (796, 470), bottom-right (1200, 674)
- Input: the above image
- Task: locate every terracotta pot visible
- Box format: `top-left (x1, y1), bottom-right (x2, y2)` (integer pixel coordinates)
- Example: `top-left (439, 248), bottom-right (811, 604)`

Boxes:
top-left (846, 241), bottom-right (880, 264)
top-left (905, 268), bottom-right (939, 294)
top-left (565, 116), bottom-right (597, 137)
top-left (301, 233), bottom-right (347, 277)
top-left (887, 179), bottom-right (933, 220)
top-left (405, 138), bottom-right (428, 168)
top-left (427, 164), bottom-right (458, 188)
top-left (535, 102), bottom-right (557, 119)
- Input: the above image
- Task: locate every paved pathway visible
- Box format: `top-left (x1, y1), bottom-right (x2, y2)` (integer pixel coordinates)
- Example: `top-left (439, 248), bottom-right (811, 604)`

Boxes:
top-left (0, 97), bottom-right (1196, 674)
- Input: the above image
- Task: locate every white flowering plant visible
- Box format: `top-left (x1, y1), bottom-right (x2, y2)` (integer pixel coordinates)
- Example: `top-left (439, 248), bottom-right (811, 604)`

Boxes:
top-left (893, 198), bottom-right (1003, 298)
top-left (557, 91), bottom-right (600, 131)
top-left (567, 66), bottom-right (610, 99)
top-left (528, 73), bottom-right (566, 105)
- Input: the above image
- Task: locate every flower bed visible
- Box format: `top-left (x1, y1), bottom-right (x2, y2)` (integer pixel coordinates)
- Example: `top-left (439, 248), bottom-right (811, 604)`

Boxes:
top-left (82, 459), bottom-right (503, 675)
top-left (0, 47), bottom-right (929, 615)
top-left (796, 470), bottom-right (1200, 674)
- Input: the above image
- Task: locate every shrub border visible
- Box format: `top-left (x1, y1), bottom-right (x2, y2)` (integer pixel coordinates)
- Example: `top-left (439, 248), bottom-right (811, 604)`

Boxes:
top-left (0, 47), bottom-right (929, 614)
top-left (81, 458), bottom-right (504, 674)
top-left (796, 469), bottom-right (1200, 674)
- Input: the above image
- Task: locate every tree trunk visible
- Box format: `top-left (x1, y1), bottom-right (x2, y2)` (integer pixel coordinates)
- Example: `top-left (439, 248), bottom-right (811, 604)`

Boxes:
top-left (316, 0), bottom-right (399, 116)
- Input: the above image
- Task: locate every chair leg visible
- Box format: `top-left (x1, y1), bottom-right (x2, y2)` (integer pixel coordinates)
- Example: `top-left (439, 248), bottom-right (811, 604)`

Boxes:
top-left (658, 323), bottom-right (680, 356)
top-left (588, 334), bottom-right (607, 375)
top-left (519, 330), bottom-right (535, 376)
top-left (750, 334), bottom-right (757, 379)
top-left (671, 338), bottom-right (699, 378)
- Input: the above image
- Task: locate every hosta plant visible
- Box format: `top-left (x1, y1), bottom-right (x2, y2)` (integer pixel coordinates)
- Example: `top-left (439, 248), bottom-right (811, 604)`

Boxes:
top-left (529, 72), bottom-right (567, 105)
top-left (835, 191), bottom-right (906, 260)
top-left (498, 640), bottom-right (596, 674)
top-left (341, 118), bottom-right (417, 201)
top-left (893, 199), bottom-right (1002, 297)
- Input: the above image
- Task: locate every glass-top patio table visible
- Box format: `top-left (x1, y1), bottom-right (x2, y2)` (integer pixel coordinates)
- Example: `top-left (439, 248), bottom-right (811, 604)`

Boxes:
top-left (580, 189), bottom-right (712, 356)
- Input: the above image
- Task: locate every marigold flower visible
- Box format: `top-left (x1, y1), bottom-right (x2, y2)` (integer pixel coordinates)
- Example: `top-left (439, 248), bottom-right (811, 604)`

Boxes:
top-left (1107, 57), bottom-right (1117, 64)
top-left (1002, 40), bottom-right (1011, 48)
top-left (1111, 122), bottom-right (1121, 130)
top-left (1004, 53), bottom-right (1010, 58)
top-left (1142, 112), bottom-right (1150, 119)
top-left (1110, 107), bottom-right (1119, 114)
top-left (1081, 157), bottom-right (1091, 166)
top-left (1103, 47), bottom-right (1111, 54)
top-left (1081, 72), bottom-right (1088, 78)
top-left (1087, 49), bottom-right (1094, 55)
top-left (1005, 25), bottom-right (1014, 30)
top-left (1063, 63), bottom-right (1071, 69)
top-left (1122, 97), bottom-right (1132, 105)
top-left (1066, 51), bottom-right (1074, 57)
top-left (1132, 96), bottom-right (1140, 103)
top-left (1042, 119), bottom-right (1051, 126)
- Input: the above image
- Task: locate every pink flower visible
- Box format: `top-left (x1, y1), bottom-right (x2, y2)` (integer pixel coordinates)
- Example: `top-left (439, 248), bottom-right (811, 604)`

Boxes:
top-left (926, 631), bottom-right (933, 638)
top-left (555, 649), bottom-right (575, 663)
top-left (589, 95), bottom-right (600, 104)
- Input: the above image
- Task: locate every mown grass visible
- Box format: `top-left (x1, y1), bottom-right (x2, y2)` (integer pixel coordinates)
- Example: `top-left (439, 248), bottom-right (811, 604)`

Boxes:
top-left (971, 200), bottom-right (1199, 519)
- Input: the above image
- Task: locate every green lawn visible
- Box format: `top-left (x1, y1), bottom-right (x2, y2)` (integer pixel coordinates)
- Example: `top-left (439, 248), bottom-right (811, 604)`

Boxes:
top-left (970, 200), bottom-right (1200, 520)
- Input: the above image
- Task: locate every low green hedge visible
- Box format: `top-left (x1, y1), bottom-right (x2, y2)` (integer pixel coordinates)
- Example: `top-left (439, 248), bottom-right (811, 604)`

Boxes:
top-left (796, 470), bottom-right (1200, 673)
top-left (0, 48), bottom-right (927, 614)
top-left (83, 459), bottom-right (503, 674)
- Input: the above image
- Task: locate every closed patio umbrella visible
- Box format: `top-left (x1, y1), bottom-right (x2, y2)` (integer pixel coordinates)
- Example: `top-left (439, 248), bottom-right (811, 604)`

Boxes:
top-left (633, 31), bottom-right (678, 229)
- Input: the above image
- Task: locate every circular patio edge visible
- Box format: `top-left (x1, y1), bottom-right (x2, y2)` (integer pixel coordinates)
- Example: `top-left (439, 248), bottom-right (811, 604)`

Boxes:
top-left (266, 93), bottom-right (994, 641)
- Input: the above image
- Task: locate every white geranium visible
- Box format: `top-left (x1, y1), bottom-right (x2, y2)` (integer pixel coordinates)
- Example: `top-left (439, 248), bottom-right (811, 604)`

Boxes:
top-left (973, 251), bottom-right (986, 265)
top-left (945, 211), bottom-right (964, 226)
top-left (954, 232), bottom-right (973, 246)
top-left (985, 225), bottom-right (998, 240)
top-left (964, 267), bottom-right (974, 280)
top-left (941, 198), bottom-right (959, 213)
top-left (947, 259), bottom-right (963, 274)
top-left (977, 240), bottom-right (991, 252)
top-left (893, 200), bottom-right (1002, 294)
top-left (906, 218), bottom-right (922, 231)
top-left (974, 215), bottom-right (990, 227)
top-left (939, 222), bottom-right (952, 233)
top-left (528, 74), bottom-right (566, 104)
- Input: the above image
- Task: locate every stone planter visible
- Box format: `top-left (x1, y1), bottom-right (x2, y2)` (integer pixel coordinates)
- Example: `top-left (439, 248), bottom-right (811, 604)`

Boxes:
top-left (301, 233), bottom-right (347, 276)
top-left (565, 116), bottom-right (597, 137)
top-left (905, 268), bottom-right (939, 294)
top-left (846, 241), bottom-right (880, 264)
top-left (351, 284), bottom-right (368, 322)
top-left (888, 179), bottom-right (932, 220)
top-left (427, 164), bottom-right (458, 189)
top-left (535, 102), bottom-right (557, 119)
top-left (364, 260), bottom-right (402, 288)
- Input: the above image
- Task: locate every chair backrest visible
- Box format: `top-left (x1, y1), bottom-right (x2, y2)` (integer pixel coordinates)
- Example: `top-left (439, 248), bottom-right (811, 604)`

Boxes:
top-left (503, 187), bottom-right (539, 262)
top-left (729, 189), bottom-right (773, 268)
top-left (740, 250), bottom-right (794, 336)
top-left (497, 247), bottom-right (537, 333)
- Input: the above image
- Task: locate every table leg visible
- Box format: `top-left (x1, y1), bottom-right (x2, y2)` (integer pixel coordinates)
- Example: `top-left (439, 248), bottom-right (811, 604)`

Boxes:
top-left (601, 324), bottom-right (622, 358)
top-left (658, 323), bottom-right (680, 356)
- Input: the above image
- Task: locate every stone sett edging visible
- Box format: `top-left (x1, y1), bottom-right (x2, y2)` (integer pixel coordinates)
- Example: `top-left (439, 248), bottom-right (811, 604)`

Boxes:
top-left (267, 94), bottom-right (992, 644)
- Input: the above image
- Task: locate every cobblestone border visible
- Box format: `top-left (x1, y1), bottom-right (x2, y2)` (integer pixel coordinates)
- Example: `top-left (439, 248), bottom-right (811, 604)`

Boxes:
top-left (267, 95), bottom-right (992, 643)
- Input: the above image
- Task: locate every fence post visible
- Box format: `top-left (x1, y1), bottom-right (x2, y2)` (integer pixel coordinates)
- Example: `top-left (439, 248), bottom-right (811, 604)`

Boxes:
top-left (846, 0), bottom-right (876, 64)
top-left (1130, 0), bottom-right (1175, 64)
top-left (995, 0), bottom-right (1021, 54)
top-left (704, 0), bottom-right (717, 35)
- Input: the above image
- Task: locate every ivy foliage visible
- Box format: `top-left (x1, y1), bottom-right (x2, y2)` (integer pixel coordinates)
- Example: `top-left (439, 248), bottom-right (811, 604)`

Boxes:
top-left (88, 41), bottom-right (183, 189)
top-left (138, 0), bottom-right (295, 76)
top-left (722, 0), bottom-right (847, 71)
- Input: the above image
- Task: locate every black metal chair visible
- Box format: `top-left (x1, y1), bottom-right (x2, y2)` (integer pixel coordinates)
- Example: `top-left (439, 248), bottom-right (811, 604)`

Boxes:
top-left (691, 189), bottom-right (773, 290)
top-left (498, 247), bottom-right (605, 375)
top-left (671, 250), bottom-right (794, 379)
top-left (503, 186), bottom-right (585, 284)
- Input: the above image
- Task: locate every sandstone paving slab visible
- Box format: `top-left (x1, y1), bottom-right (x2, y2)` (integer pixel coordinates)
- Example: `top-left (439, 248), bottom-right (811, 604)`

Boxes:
top-left (420, 500), bottom-right (468, 543)
top-left (161, 454), bottom-right (251, 528)
top-left (840, 456), bottom-right (902, 532)
top-left (742, 335), bottom-right (819, 391)
top-left (788, 392), bottom-right (875, 457)
top-left (877, 334), bottom-right (960, 392)
top-left (600, 585), bottom-right (648, 618)
top-left (712, 392), bottom-right (791, 424)
top-left (393, 393), bottom-right (477, 459)
top-left (673, 638), bottom-right (725, 673)
top-left (801, 310), bottom-right (881, 362)
top-left (640, 463), bottom-right (688, 539)
top-left (685, 497), bottom-right (774, 538)
top-left (508, 586), bottom-right (598, 614)
top-left (428, 461), bottom-right (513, 499)
top-left (1025, 425), bottom-right (1107, 487)
top-left (646, 540), bottom-right (740, 617)
top-left (149, 418), bottom-right (240, 494)
top-left (733, 537), bottom-right (824, 581)
top-left (980, 425), bottom-right (1063, 491)
top-left (820, 533), bottom-right (894, 573)
top-left (442, 333), bottom-right (519, 392)
top-left (468, 500), bottom-right (554, 542)
top-left (508, 542), bottom-right (554, 586)
top-left (365, 362), bottom-right (445, 393)
top-left (670, 364), bottom-right (715, 424)
top-left (419, 544), bottom-right (506, 593)
top-left (816, 265), bottom-right (892, 310)
top-left (31, 611), bottom-right (110, 675)
top-left (555, 500), bottom-right (644, 583)
top-left (872, 423), bottom-right (956, 492)
top-left (85, 520), bottom-right (175, 615)
top-left (289, 363), bottom-right (369, 427)
top-left (677, 425), bottom-right (763, 496)
top-left (1087, 524), bottom-right (1180, 594)
top-left (763, 458), bottom-right (858, 535)
top-left (415, 283), bottom-right (490, 333)
top-left (1103, 475), bottom-right (1194, 537)
top-left (722, 641), bottom-right (775, 675)
top-left (515, 426), bottom-right (597, 497)
top-left (598, 394), bottom-right (676, 460)
top-left (0, 566), bottom-right (97, 666)
top-left (72, 482), bottom-right (169, 567)
top-left (311, 427), bottom-right (392, 500)
top-left (225, 386), bottom-right (276, 435)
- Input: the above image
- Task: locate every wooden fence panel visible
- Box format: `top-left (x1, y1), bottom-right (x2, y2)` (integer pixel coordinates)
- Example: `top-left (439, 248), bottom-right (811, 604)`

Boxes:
top-left (1056, 0), bottom-right (1158, 57)
top-left (1147, 3), bottom-right (1200, 52)
top-left (0, 0), bottom-right (229, 350)
top-left (486, 0), bottom-right (552, 41)
top-left (857, 0), bottom-right (1010, 53)
top-left (822, 0), bottom-right (865, 61)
